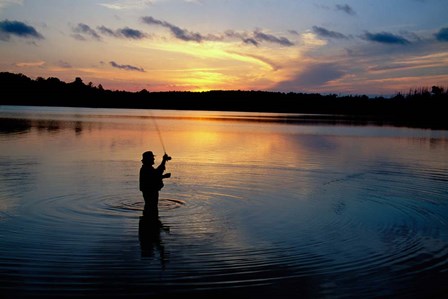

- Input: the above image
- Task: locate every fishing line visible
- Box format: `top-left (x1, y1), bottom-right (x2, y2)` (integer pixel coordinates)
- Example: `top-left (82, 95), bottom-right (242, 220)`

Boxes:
top-left (148, 110), bottom-right (167, 154)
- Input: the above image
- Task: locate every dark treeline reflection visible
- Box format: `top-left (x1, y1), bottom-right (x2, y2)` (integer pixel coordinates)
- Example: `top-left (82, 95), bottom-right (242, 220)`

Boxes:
top-left (1, 72), bottom-right (448, 129)
top-left (1, 110), bottom-right (448, 149)
top-left (0, 118), bottom-right (32, 135)
top-left (0, 118), bottom-right (84, 135)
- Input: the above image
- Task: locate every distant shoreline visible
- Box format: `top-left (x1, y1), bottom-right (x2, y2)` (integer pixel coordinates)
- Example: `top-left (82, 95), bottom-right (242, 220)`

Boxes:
top-left (1, 72), bottom-right (447, 130)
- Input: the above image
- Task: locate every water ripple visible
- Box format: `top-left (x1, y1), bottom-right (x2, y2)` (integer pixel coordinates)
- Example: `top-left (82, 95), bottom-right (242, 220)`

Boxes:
top-left (1, 109), bottom-right (448, 298)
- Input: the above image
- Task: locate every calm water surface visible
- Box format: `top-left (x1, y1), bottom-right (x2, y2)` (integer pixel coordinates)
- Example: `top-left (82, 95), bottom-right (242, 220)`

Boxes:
top-left (1, 106), bottom-right (448, 298)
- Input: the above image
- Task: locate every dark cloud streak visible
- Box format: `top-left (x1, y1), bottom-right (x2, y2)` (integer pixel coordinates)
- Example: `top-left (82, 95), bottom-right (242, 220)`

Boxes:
top-left (225, 30), bottom-right (258, 46)
top-left (335, 4), bottom-right (356, 15)
top-left (119, 27), bottom-right (146, 39)
top-left (142, 16), bottom-right (294, 47)
top-left (253, 29), bottom-right (294, 46)
top-left (73, 23), bottom-right (101, 41)
top-left (97, 25), bottom-right (115, 37)
top-left (313, 26), bottom-right (348, 39)
top-left (435, 27), bottom-right (448, 42)
top-left (0, 19), bottom-right (44, 41)
top-left (98, 25), bottom-right (147, 39)
top-left (142, 16), bottom-right (205, 42)
top-left (362, 31), bottom-right (410, 45)
top-left (110, 61), bottom-right (145, 72)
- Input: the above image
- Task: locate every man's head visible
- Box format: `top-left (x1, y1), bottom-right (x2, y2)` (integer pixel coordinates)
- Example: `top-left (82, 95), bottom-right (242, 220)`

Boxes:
top-left (142, 151), bottom-right (155, 165)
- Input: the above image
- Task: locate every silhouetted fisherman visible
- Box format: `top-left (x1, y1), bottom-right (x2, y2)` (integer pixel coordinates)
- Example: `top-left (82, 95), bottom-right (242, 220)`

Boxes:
top-left (139, 151), bottom-right (171, 218)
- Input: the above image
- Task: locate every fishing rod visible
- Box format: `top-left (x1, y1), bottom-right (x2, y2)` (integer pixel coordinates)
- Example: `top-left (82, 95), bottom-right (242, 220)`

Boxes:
top-left (148, 111), bottom-right (171, 159)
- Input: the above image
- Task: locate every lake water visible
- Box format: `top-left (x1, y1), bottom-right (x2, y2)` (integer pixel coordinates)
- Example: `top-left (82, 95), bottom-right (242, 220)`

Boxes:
top-left (1, 105), bottom-right (448, 298)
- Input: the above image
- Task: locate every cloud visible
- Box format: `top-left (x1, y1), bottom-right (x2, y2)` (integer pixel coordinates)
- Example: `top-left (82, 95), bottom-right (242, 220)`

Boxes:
top-left (72, 23), bottom-right (101, 41)
top-left (99, 0), bottom-right (201, 10)
top-left (142, 16), bottom-right (294, 46)
top-left (312, 26), bottom-right (348, 39)
top-left (225, 29), bottom-right (294, 47)
top-left (97, 25), bottom-right (115, 36)
top-left (253, 29), bottom-right (294, 46)
top-left (224, 30), bottom-right (258, 46)
top-left (243, 38), bottom-right (258, 46)
top-left (98, 0), bottom-right (152, 10)
top-left (335, 4), bottom-right (356, 15)
top-left (57, 60), bottom-right (72, 68)
top-left (226, 50), bottom-right (282, 71)
top-left (142, 16), bottom-right (204, 42)
top-left (15, 60), bottom-right (45, 67)
top-left (110, 61), bottom-right (145, 72)
top-left (0, 19), bottom-right (44, 41)
top-left (98, 25), bottom-right (147, 39)
top-left (288, 30), bottom-right (300, 36)
top-left (276, 63), bottom-right (345, 90)
top-left (435, 27), bottom-right (448, 42)
top-left (362, 31), bottom-right (410, 45)
top-left (119, 27), bottom-right (146, 39)
top-left (316, 3), bottom-right (356, 16)
top-left (0, 0), bottom-right (23, 10)
top-left (368, 64), bottom-right (410, 72)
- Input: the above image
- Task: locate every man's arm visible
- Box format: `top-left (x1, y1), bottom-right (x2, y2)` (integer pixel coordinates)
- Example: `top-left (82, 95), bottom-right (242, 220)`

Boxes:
top-left (156, 153), bottom-right (171, 174)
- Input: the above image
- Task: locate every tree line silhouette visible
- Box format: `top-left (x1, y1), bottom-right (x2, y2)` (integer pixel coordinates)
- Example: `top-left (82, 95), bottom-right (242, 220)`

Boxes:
top-left (1, 72), bottom-right (447, 128)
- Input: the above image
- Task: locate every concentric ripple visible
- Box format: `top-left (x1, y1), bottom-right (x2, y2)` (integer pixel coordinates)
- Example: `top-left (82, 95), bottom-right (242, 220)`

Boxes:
top-left (1, 165), bottom-right (447, 298)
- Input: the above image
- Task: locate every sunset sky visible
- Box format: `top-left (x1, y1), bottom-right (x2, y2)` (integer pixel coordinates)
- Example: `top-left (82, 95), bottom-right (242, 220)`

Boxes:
top-left (0, 0), bottom-right (447, 95)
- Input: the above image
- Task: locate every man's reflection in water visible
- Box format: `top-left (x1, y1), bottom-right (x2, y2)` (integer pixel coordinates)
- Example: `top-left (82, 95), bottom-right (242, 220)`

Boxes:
top-left (139, 213), bottom-right (170, 269)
